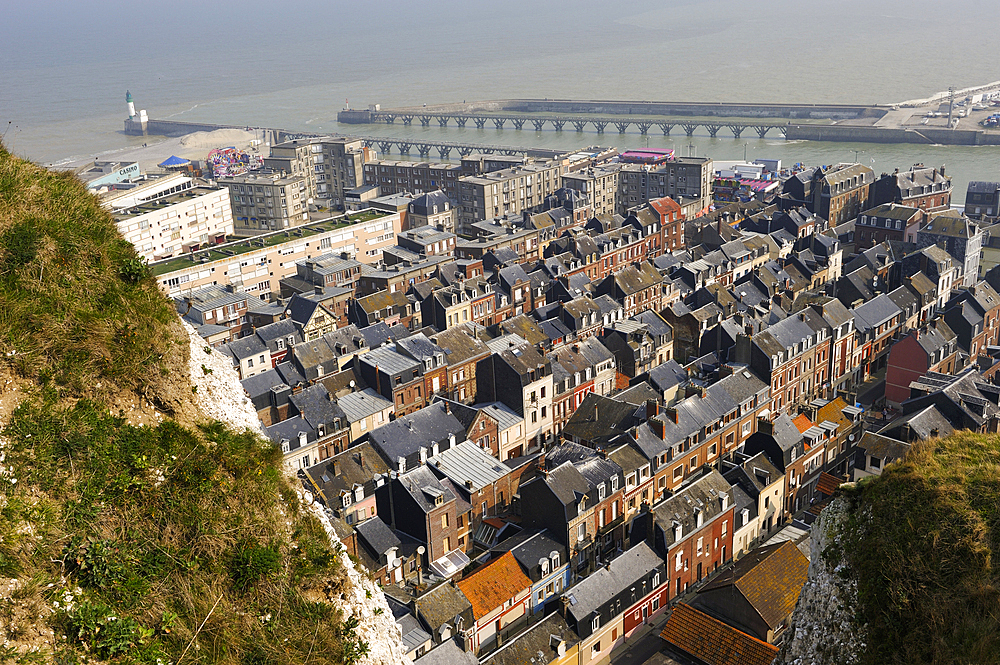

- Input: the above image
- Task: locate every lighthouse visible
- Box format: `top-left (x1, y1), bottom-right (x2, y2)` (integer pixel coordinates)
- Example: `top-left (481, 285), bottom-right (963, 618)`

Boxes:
top-left (126, 90), bottom-right (136, 119)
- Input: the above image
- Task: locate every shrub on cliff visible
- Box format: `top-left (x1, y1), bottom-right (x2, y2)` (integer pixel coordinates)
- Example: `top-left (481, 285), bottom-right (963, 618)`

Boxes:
top-left (838, 431), bottom-right (1000, 665)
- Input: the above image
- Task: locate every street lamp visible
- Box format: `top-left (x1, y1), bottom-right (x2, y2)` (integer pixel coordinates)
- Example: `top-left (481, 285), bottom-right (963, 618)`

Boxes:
top-left (743, 143), bottom-right (749, 162)
top-left (851, 149), bottom-right (865, 163)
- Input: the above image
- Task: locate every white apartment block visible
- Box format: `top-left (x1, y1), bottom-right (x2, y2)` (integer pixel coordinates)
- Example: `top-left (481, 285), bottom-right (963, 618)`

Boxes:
top-left (152, 209), bottom-right (401, 299)
top-left (106, 174), bottom-right (233, 262)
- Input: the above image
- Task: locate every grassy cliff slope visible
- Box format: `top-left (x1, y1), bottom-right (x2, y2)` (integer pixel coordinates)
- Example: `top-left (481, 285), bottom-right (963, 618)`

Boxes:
top-left (831, 432), bottom-right (1000, 665)
top-left (0, 143), bottom-right (364, 664)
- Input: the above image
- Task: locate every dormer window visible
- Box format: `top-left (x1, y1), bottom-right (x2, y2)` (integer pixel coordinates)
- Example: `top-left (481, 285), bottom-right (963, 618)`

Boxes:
top-left (598, 483), bottom-right (606, 501)
top-left (550, 551), bottom-right (560, 569)
top-left (611, 476), bottom-right (619, 492)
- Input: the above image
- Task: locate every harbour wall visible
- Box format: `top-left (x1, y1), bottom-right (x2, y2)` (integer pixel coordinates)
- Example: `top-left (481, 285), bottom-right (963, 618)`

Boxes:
top-left (346, 98), bottom-right (880, 120)
top-left (786, 124), bottom-right (1000, 145)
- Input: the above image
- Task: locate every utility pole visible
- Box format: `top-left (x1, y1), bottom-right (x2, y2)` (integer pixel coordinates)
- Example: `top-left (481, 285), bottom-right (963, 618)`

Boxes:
top-left (948, 86), bottom-right (956, 126)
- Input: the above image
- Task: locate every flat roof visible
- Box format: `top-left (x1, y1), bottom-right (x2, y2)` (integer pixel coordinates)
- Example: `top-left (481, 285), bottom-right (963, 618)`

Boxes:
top-left (150, 208), bottom-right (389, 276)
top-left (113, 185), bottom-right (226, 220)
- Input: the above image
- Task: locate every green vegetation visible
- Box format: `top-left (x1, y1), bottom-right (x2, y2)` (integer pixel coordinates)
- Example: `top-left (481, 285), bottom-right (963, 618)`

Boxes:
top-left (0, 144), bottom-right (177, 396)
top-left (149, 209), bottom-right (382, 277)
top-left (0, 143), bottom-right (365, 663)
top-left (835, 432), bottom-right (1000, 665)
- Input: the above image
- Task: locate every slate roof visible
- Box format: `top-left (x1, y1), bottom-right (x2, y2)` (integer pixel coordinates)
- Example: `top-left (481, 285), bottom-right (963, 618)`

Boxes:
top-left (651, 471), bottom-right (733, 550)
top-left (397, 465), bottom-right (458, 515)
top-left (337, 388), bottom-right (393, 424)
top-left (356, 288), bottom-right (410, 314)
top-left (397, 612), bottom-right (431, 656)
top-left (241, 368), bottom-right (290, 404)
top-left (648, 360), bottom-right (689, 393)
top-left (255, 318), bottom-right (300, 345)
top-left (562, 393), bottom-right (641, 444)
top-left (661, 604), bottom-right (778, 665)
top-left (564, 542), bottom-right (662, 623)
top-left (853, 294), bottom-right (902, 331)
top-left (492, 529), bottom-right (566, 582)
top-left (354, 517), bottom-right (401, 559)
top-left (616, 382), bottom-right (661, 409)
top-left (769, 413), bottom-right (804, 453)
top-left (697, 541), bottom-right (808, 628)
top-left (369, 402), bottom-right (466, 464)
top-left (612, 261), bottom-right (662, 295)
top-left (288, 380), bottom-right (341, 421)
top-left (430, 325), bottom-right (490, 365)
top-left (856, 432), bottom-right (911, 464)
top-left (415, 582), bottom-right (473, 636)
top-left (219, 334), bottom-right (267, 363)
top-left (480, 612), bottom-right (578, 665)
top-left (878, 404), bottom-right (955, 441)
top-left (357, 343), bottom-right (421, 377)
top-left (475, 401), bottom-right (524, 431)
top-left (359, 321), bottom-right (397, 348)
top-left (304, 443), bottom-right (389, 507)
top-left (412, 640), bottom-right (478, 665)
top-left (456, 551), bottom-right (532, 620)
top-left (428, 440), bottom-right (513, 493)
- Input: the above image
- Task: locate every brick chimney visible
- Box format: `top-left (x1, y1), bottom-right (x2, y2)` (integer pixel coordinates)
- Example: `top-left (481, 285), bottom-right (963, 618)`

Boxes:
top-left (646, 399), bottom-right (659, 418)
top-left (649, 417), bottom-right (665, 439)
top-left (665, 407), bottom-right (679, 424)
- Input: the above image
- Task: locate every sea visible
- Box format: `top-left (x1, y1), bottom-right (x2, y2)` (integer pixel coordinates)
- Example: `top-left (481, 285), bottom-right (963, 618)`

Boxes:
top-left (3, 0), bottom-right (1000, 195)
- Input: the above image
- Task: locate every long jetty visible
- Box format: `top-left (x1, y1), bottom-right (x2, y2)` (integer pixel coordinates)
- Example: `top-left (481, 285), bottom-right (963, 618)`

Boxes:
top-left (338, 98), bottom-right (878, 138)
top-left (338, 98), bottom-right (1000, 146)
top-left (122, 118), bottom-right (566, 159)
top-left (349, 110), bottom-right (789, 139)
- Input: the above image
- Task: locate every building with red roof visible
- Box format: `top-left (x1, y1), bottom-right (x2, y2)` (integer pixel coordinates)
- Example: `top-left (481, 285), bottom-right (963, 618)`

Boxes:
top-left (456, 551), bottom-right (533, 654)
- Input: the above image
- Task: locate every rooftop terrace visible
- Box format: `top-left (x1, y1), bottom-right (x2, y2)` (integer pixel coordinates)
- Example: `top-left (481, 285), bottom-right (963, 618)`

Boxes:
top-left (150, 208), bottom-right (388, 276)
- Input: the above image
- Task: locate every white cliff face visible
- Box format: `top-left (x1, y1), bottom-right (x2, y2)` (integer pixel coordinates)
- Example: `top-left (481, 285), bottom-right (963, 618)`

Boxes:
top-left (183, 321), bottom-right (411, 665)
top-left (775, 496), bottom-right (865, 665)
top-left (302, 492), bottom-right (414, 665)
top-left (183, 322), bottom-right (267, 435)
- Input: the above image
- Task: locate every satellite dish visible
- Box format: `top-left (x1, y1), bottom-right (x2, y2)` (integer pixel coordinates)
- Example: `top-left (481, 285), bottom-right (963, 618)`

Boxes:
top-left (417, 546), bottom-right (426, 556)
top-left (350, 380), bottom-right (356, 388)
top-left (389, 557), bottom-right (401, 569)
top-left (848, 434), bottom-right (856, 442)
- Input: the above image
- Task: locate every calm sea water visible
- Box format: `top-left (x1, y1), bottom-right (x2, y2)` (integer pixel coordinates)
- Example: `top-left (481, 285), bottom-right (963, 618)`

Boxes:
top-left (3, 0), bottom-right (999, 193)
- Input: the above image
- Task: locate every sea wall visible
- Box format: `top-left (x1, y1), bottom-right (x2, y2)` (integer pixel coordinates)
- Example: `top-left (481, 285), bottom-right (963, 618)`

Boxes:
top-left (786, 123), bottom-right (1000, 145)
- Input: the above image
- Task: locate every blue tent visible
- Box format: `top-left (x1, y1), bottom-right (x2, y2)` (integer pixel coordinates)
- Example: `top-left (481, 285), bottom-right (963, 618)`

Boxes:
top-left (158, 155), bottom-right (191, 168)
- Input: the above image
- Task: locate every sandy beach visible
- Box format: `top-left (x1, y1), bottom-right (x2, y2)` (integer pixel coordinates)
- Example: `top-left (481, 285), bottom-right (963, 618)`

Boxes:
top-left (54, 128), bottom-right (260, 176)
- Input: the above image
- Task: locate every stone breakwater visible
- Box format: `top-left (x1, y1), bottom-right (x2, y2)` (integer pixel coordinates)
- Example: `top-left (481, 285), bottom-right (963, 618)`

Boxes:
top-left (182, 320), bottom-right (410, 665)
top-left (775, 496), bottom-right (865, 665)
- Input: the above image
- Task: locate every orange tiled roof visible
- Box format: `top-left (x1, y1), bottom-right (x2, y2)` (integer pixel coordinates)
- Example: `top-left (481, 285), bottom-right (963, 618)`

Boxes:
top-left (791, 413), bottom-right (814, 434)
top-left (456, 551), bottom-right (532, 620)
top-left (732, 541), bottom-right (809, 628)
top-left (815, 472), bottom-right (843, 498)
top-left (661, 604), bottom-right (778, 665)
top-left (816, 396), bottom-right (852, 430)
top-left (649, 197), bottom-right (681, 216)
